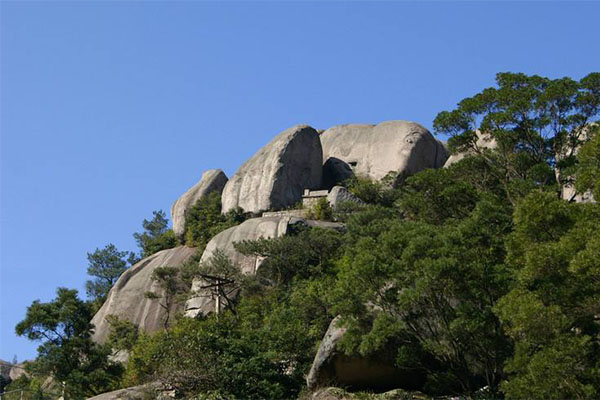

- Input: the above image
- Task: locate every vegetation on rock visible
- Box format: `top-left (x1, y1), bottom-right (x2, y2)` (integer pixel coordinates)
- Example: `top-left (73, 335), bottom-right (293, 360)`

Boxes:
top-left (133, 210), bottom-right (177, 258)
top-left (10, 72), bottom-right (600, 399)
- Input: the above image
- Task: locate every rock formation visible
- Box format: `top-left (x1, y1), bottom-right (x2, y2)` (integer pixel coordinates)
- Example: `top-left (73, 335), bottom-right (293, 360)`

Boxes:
top-left (326, 186), bottom-right (364, 209)
top-left (87, 384), bottom-right (165, 400)
top-left (307, 317), bottom-right (423, 391)
top-left (221, 125), bottom-right (322, 214)
top-left (443, 130), bottom-right (497, 168)
top-left (170, 169), bottom-right (228, 237)
top-left (320, 121), bottom-right (448, 186)
top-left (185, 216), bottom-right (307, 317)
top-left (322, 157), bottom-right (354, 190)
top-left (91, 246), bottom-right (197, 344)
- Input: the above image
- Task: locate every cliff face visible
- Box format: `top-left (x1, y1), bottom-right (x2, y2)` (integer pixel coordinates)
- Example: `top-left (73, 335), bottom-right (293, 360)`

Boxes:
top-left (91, 246), bottom-right (197, 343)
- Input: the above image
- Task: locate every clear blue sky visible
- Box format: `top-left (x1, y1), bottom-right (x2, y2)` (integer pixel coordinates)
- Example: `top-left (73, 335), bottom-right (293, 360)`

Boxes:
top-left (1, 1), bottom-right (598, 361)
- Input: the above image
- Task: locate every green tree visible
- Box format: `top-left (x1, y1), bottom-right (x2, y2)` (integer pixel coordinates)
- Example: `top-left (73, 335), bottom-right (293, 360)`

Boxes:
top-left (145, 267), bottom-right (185, 330)
top-left (575, 124), bottom-right (600, 199)
top-left (494, 192), bottom-right (600, 399)
top-left (307, 197), bottom-right (334, 221)
top-left (104, 315), bottom-right (139, 352)
top-left (193, 250), bottom-right (244, 315)
top-left (183, 191), bottom-right (248, 249)
top-left (333, 197), bottom-right (513, 395)
top-left (15, 288), bottom-right (122, 399)
top-left (125, 315), bottom-right (298, 399)
top-left (133, 210), bottom-right (177, 258)
top-left (85, 244), bottom-right (133, 306)
top-left (434, 72), bottom-right (600, 204)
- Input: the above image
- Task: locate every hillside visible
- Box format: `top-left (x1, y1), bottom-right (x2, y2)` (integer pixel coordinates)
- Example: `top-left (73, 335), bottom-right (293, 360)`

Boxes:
top-left (4, 72), bottom-right (599, 400)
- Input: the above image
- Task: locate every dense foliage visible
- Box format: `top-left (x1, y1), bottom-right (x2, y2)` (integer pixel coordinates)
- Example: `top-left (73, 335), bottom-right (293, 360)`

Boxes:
top-left (10, 72), bottom-right (600, 399)
top-left (14, 288), bottom-right (123, 398)
top-left (85, 243), bottom-right (135, 309)
top-left (183, 191), bottom-right (248, 249)
top-left (133, 210), bottom-right (177, 258)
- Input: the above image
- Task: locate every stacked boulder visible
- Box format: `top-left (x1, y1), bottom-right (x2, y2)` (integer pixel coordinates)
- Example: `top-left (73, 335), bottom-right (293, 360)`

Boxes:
top-left (170, 169), bottom-right (228, 238)
top-left (91, 119), bottom-right (453, 394)
top-left (320, 120), bottom-right (448, 187)
top-left (221, 125), bottom-right (323, 214)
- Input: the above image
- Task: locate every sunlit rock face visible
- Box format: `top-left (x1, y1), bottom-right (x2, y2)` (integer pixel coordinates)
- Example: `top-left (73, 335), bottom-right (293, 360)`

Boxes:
top-left (221, 125), bottom-right (323, 214)
top-left (320, 120), bottom-right (448, 186)
top-left (184, 216), bottom-right (306, 318)
top-left (170, 169), bottom-right (228, 238)
top-left (91, 246), bottom-right (197, 344)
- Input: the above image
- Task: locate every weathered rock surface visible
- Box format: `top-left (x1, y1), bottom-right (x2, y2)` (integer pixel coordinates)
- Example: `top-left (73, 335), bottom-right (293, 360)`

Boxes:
top-left (443, 130), bottom-right (497, 168)
top-left (170, 169), bottom-right (228, 237)
top-left (0, 360), bottom-right (29, 382)
top-left (320, 121), bottom-right (448, 186)
top-left (91, 246), bottom-right (197, 344)
top-left (185, 216), bottom-right (307, 317)
top-left (326, 186), bottom-right (364, 209)
top-left (87, 384), bottom-right (165, 400)
top-left (307, 317), bottom-right (423, 391)
top-left (322, 157), bottom-right (355, 189)
top-left (221, 125), bottom-right (322, 214)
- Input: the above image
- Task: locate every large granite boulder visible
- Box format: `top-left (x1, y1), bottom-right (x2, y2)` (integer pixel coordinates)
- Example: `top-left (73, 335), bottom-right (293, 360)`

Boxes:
top-left (443, 130), bottom-right (497, 168)
top-left (320, 121), bottom-right (448, 186)
top-left (307, 317), bottom-right (423, 391)
top-left (221, 125), bottom-right (323, 214)
top-left (170, 169), bottom-right (228, 237)
top-left (185, 216), bottom-right (307, 317)
top-left (91, 246), bottom-right (197, 344)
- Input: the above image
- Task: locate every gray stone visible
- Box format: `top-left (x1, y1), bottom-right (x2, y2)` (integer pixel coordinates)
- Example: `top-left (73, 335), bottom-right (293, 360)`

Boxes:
top-left (1, 360), bottom-right (29, 382)
top-left (326, 186), bottom-right (364, 209)
top-left (322, 157), bottom-right (354, 190)
top-left (221, 125), bottom-right (322, 214)
top-left (91, 246), bottom-right (197, 344)
top-left (170, 169), bottom-right (228, 237)
top-left (307, 317), bottom-right (422, 391)
top-left (87, 384), bottom-right (164, 400)
top-left (185, 216), bottom-right (306, 317)
top-left (443, 130), bottom-right (497, 167)
top-left (320, 121), bottom-right (448, 186)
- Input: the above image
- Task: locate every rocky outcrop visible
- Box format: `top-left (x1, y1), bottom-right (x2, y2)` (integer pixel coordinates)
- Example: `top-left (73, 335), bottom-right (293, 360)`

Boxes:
top-left (185, 216), bottom-right (307, 317)
top-left (221, 125), bottom-right (322, 214)
top-left (0, 360), bottom-right (28, 382)
top-left (307, 317), bottom-right (423, 391)
top-left (322, 157), bottom-right (355, 190)
top-left (326, 186), bottom-right (364, 209)
top-left (91, 246), bottom-right (197, 344)
top-left (87, 384), bottom-right (165, 400)
top-left (170, 169), bottom-right (228, 237)
top-left (443, 130), bottom-right (497, 168)
top-left (320, 121), bottom-right (448, 186)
